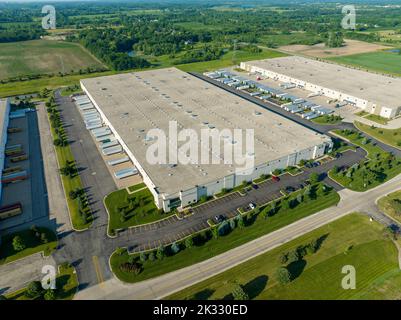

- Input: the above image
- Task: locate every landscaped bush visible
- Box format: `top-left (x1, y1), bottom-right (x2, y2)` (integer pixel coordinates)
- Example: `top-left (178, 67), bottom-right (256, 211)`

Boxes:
top-left (119, 262), bottom-right (142, 275)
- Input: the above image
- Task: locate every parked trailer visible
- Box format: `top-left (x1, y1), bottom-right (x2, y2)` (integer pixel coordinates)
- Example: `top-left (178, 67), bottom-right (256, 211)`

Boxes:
top-left (107, 156), bottom-right (130, 166)
top-left (101, 140), bottom-right (119, 149)
top-left (94, 130), bottom-right (112, 138)
top-left (0, 202), bottom-right (22, 220)
top-left (102, 145), bottom-right (123, 156)
top-left (7, 127), bottom-right (22, 133)
top-left (10, 154), bottom-right (28, 163)
top-left (5, 148), bottom-right (23, 156)
top-left (6, 144), bottom-right (22, 150)
top-left (82, 110), bottom-right (99, 116)
top-left (96, 134), bottom-right (115, 142)
top-left (114, 167), bottom-right (138, 179)
top-left (1, 170), bottom-right (28, 183)
top-left (86, 123), bottom-right (103, 130)
top-left (3, 166), bottom-right (22, 174)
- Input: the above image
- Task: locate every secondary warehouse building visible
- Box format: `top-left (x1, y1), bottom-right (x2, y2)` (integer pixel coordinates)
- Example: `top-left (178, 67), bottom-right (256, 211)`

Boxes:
top-left (81, 68), bottom-right (332, 212)
top-left (241, 56), bottom-right (401, 119)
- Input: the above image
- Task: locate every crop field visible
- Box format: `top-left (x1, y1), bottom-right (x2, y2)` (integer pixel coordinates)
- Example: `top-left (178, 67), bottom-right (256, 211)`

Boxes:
top-left (167, 214), bottom-right (401, 300)
top-left (329, 50), bottom-right (401, 76)
top-left (0, 40), bottom-right (105, 80)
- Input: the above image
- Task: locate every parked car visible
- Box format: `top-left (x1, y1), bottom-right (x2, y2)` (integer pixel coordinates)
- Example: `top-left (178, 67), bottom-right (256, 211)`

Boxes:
top-left (214, 215), bottom-right (225, 223)
top-left (272, 175), bottom-right (280, 182)
top-left (252, 184), bottom-right (259, 189)
top-left (285, 186), bottom-right (295, 193)
top-left (249, 202), bottom-right (256, 210)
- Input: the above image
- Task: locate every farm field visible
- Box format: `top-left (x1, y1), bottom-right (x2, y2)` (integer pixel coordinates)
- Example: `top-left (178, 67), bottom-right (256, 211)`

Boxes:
top-left (328, 50), bottom-right (401, 76)
top-left (0, 40), bottom-right (105, 80)
top-left (167, 213), bottom-right (401, 300)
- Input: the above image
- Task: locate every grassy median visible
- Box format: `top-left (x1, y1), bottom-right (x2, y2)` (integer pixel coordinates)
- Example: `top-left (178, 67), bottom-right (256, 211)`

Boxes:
top-left (110, 183), bottom-right (340, 283)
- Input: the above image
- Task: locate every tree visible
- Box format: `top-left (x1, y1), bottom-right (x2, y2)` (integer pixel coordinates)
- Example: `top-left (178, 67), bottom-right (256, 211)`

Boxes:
top-left (237, 215), bottom-right (245, 229)
top-left (211, 226), bottom-right (219, 239)
top-left (40, 233), bottom-right (48, 244)
top-left (0, 294), bottom-right (7, 300)
top-left (231, 283), bottom-right (249, 300)
top-left (171, 242), bottom-right (180, 254)
top-left (229, 219), bottom-right (236, 230)
top-left (139, 252), bottom-right (147, 262)
top-left (276, 267), bottom-right (291, 284)
top-left (287, 249), bottom-right (300, 263)
top-left (309, 172), bottom-right (320, 184)
top-left (156, 245), bottom-right (165, 260)
top-left (296, 193), bottom-right (303, 204)
top-left (279, 252), bottom-right (288, 265)
top-left (185, 236), bottom-right (194, 249)
top-left (12, 235), bottom-right (26, 251)
top-left (44, 289), bottom-right (56, 300)
top-left (25, 281), bottom-right (43, 298)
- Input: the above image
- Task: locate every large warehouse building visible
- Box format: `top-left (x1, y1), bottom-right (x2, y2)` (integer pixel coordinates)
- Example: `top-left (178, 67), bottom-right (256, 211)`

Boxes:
top-left (241, 56), bottom-right (401, 119)
top-left (0, 98), bottom-right (10, 202)
top-left (81, 68), bottom-right (333, 212)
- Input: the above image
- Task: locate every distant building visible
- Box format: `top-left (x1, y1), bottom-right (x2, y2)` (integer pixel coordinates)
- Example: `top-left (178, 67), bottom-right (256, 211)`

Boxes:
top-left (0, 98), bottom-right (10, 202)
top-left (241, 56), bottom-right (401, 119)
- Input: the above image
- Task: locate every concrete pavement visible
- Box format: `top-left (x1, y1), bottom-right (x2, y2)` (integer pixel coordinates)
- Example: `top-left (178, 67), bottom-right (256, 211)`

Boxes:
top-left (74, 172), bottom-right (401, 300)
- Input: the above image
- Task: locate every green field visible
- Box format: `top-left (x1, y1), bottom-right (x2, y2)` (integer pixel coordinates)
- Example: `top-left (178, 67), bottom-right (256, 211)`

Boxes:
top-left (0, 227), bottom-right (57, 265)
top-left (311, 115), bottom-right (343, 125)
top-left (0, 40), bottom-right (105, 80)
top-left (329, 51), bottom-right (401, 77)
top-left (167, 213), bottom-right (401, 300)
top-left (110, 184), bottom-right (340, 283)
top-left (0, 47), bottom-right (283, 98)
top-left (105, 186), bottom-right (172, 235)
top-left (355, 121), bottom-right (401, 149)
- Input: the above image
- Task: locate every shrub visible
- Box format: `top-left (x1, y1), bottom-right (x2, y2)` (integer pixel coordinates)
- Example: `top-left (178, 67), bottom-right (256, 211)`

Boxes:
top-left (231, 284), bottom-right (249, 300)
top-left (44, 289), bottom-right (56, 300)
top-left (185, 236), bottom-right (194, 249)
top-left (279, 252), bottom-right (288, 265)
top-left (12, 236), bottom-right (26, 251)
top-left (25, 281), bottom-right (43, 298)
top-left (148, 251), bottom-right (156, 261)
top-left (156, 245), bottom-right (165, 260)
top-left (287, 249), bottom-right (300, 263)
top-left (171, 242), bottom-right (180, 254)
top-left (139, 252), bottom-right (147, 262)
top-left (217, 221), bottom-right (230, 236)
top-left (119, 262), bottom-right (142, 275)
top-left (276, 267), bottom-right (291, 284)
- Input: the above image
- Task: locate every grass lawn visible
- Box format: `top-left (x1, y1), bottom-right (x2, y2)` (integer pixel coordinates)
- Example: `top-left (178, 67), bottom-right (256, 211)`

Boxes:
top-left (364, 114), bottom-right (388, 125)
top-left (6, 263), bottom-right (78, 300)
top-left (105, 187), bottom-right (172, 235)
top-left (329, 129), bottom-right (401, 191)
top-left (377, 189), bottom-right (401, 224)
top-left (312, 115), bottom-right (343, 125)
top-left (0, 40), bottom-right (105, 80)
top-left (47, 106), bottom-right (92, 230)
top-left (127, 182), bottom-right (146, 193)
top-left (0, 227), bottom-right (57, 265)
top-left (110, 183), bottom-right (340, 283)
top-left (355, 121), bottom-right (401, 149)
top-left (167, 213), bottom-right (401, 300)
top-left (329, 51), bottom-right (401, 77)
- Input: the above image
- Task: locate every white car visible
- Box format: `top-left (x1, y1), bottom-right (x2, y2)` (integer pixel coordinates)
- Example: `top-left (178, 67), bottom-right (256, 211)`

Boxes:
top-left (249, 202), bottom-right (256, 210)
